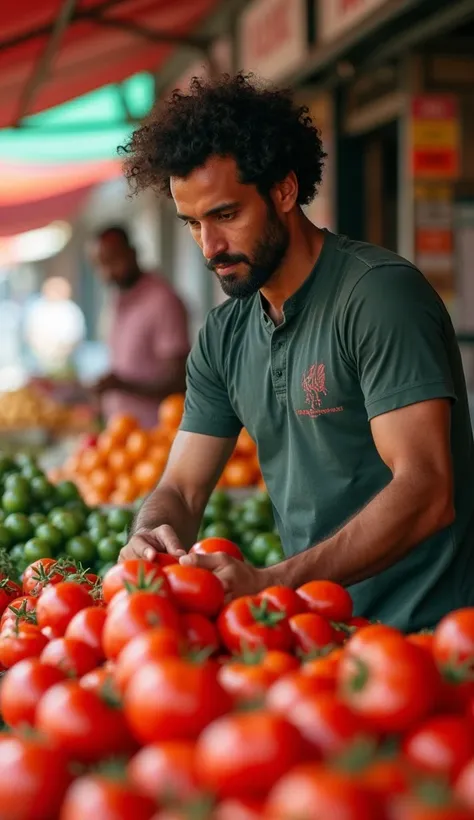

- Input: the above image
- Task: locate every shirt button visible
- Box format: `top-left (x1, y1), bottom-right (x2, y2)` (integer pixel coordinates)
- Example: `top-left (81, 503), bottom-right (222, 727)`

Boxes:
top-left (275, 369), bottom-right (283, 378)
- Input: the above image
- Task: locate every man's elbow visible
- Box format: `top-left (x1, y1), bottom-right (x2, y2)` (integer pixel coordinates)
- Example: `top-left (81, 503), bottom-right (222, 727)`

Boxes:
top-left (424, 487), bottom-right (455, 535)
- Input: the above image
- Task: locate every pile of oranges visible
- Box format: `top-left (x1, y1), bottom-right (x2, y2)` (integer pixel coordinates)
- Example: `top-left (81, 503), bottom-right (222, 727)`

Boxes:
top-left (52, 395), bottom-right (263, 506)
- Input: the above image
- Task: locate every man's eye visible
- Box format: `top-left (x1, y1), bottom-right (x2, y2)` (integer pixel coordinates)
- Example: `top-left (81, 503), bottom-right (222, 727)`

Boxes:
top-left (218, 212), bottom-right (236, 221)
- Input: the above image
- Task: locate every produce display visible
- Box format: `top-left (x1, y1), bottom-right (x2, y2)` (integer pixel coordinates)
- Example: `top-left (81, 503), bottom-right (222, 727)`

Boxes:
top-left (50, 394), bottom-right (264, 505)
top-left (0, 385), bottom-right (88, 433)
top-left (1, 545), bottom-right (474, 819)
top-left (0, 449), bottom-right (283, 579)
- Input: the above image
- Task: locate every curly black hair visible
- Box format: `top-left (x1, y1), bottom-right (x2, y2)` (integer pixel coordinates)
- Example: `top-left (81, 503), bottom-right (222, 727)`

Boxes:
top-left (119, 72), bottom-right (327, 206)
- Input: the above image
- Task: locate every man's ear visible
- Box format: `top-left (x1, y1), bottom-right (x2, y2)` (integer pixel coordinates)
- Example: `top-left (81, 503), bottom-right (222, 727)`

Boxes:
top-left (272, 172), bottom-right (299, 214)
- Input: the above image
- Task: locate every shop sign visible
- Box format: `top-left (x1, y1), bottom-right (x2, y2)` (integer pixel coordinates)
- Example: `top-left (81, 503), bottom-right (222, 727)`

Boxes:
top-left (410, 95), bottom-right (460, 181)
top-left (414, 183), bottom-right (455, 309)
top-left (318, 0), bottom-right (391, 43)
top-left (239, 0), bottom-right (307, 81)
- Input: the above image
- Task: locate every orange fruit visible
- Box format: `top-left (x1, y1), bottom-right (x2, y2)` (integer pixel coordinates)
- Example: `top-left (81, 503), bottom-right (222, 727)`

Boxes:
top-left (107, 414), bottom-right (138, 443)
top-left (223, 457), bottom-right (258, 488)
top-left (78, 447), bottom-right (105, 474)
top-left (115, 473), bottom-right (138, 496)
top-left (110, 488), bottom-right (136, 505)
top-left (148, 443), bottom-right (170, 466)
top-left (96, 431), bottom-right (115, 458)
top-left (234, 428), bottom-right (256, 457)
top-left (149, 426), bottom-right (172, 446)
top-left (88, 467), bottom-right (115, 495)
top-left (133, 460), bottom-right (162, 489)
top-left (125, 429), bottom-right (150, 461)
top-left (108, 448), bottom-right (134, 473)
top-left (158, 394), bottom-right (185, 430)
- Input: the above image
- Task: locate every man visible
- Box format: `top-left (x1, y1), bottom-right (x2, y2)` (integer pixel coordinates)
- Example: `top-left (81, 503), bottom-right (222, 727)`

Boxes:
top-left (88, 226), bottom-right (190, 428)
top-left (119, 73), bottom-right (474, 632)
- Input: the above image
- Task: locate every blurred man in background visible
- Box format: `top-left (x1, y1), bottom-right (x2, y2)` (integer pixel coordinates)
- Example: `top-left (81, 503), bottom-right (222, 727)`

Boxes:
top-left (88, 226), bottom-right (189, 428)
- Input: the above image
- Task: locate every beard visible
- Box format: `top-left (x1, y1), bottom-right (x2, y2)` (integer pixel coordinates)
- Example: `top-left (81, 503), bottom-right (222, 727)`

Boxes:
top-left (206, 203), bottom-right (290, 299)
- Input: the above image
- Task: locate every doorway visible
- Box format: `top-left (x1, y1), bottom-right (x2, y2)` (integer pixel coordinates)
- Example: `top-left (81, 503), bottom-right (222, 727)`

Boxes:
top-left (364, 120), bottom-right (399, 252)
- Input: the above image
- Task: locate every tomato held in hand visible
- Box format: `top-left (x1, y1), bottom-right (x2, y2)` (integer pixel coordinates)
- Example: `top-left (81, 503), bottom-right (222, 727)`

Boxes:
top-left (190, 537), bottom-right (244, 562)
top-left (59, 775), bottom-right (156, 820)
top-left (36, 680), bottom-right (135, 763)
top-left (36, 581), bottom-right (93, 637)
top-left (124, 658), bottom-right (232, 744)
top-left (195, 710), bottom-right (304, 799)
top-left (218, 595), bottom-right (293, 654)
top-left (0, 658), bottom-right (66, 727)
top-left (0, 735), bottom-right (71, 820)
top-left (163, 564), bottom-right (225, 618)
top-left (102, 590), bottom-right (181, 660)
top-left (102, 559), bottom-right (171, 603)
top-left (0, 623), bottom-right (49, 668)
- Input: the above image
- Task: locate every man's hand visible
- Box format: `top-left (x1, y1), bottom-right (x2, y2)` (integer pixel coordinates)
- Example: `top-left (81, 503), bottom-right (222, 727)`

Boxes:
top-left (91, 372), bottom-right (124, 395)
top-left (179, 551), bottom-right (272, 602)
top-left (119, 525), bottom-right (186, 563)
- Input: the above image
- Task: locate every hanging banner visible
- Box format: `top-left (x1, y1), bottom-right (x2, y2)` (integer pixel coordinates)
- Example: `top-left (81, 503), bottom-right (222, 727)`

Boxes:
top-left (410, 95), bottom-right (460, 180)
top-left (414, 183), bottom-right (455, 309)
top-left (239, 0), bottom-right (307, 81)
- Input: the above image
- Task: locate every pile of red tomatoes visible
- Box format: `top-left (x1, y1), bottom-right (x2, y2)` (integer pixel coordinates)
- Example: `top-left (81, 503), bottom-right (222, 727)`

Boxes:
top-left (0, 538), bottom-right (474, 819)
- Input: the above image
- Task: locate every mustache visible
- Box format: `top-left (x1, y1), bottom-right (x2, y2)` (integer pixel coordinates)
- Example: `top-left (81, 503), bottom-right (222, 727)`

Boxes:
top-left (205, 253), bottom-right (249, 271)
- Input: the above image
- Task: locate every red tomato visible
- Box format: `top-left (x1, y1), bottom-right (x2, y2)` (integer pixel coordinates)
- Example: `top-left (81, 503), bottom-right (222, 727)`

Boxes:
top-left (0, 579), bottom-right (22, 617)
top-left (455, 758), bottom-right (474, 811)
top-left (433, 608), bottom-right (474, 666)
top-left (36, 679), bottom-right (134, 763)
top-left (266, 762), bottom-right (380, 819)
top-left (0, 595), bottom-right (36, 631)
top-left (180, 612), bottom-right (220, 653)
top-left (195, 710), bottom-right (303, 799)
top-left (218, 661), bottom-right (277, 703)
top-left (190, 537), bottom-right (244, 561)
top-left (407, 632), bottom-right (435, 653)
top-left (0, 658), bottom-right (66, 727)
top-left (213, 798), bottom-right (265, 820)
top-left (266, 670), bottom-right (336, 716)
top-left (102, 590), bottom-right (181, 659)
top-left (64, 606), bottom-right (107, 657)
top-left (154, 553), bottom-right (179, 567)
top-left (218, 595), bottom-right (292, 654)
top-left (114, 627), bottom-right (182, 693)
top-left (0, 735), bottom-right (71, 820)
top-left (22, 558), bottom-right (67, 597)
top-left (296, 580), bottom-right (353, 622)
top-left (80, 666), bottom-right (115, 694)
top-left (102, 559), bottom-right (171, 603)
top-left (36, 581), bottom-right (93, 637)
top-left (261, 649), bottom-right (299, 677)
top-left (59, 775), bottom-right (156, 820)
top-left (389, 794), bottom-right (474, 820)
top-left (403, 715), bottom-right (474, 783)
top-left (301, 650), bottom-right (341, 685)
top-left (288, 691), bottom-right (375, 758)
top-left (163, 564), bottom-right (225, 618)
top-left (259, 586), bottom-right (307, 617)
top-left (124, 658), bottom-right (232, 744)
top-left (41, 637), bottom-right (100, 677)
top-left (127, 740), bottom-right (200, 802)
top-left (359, 757), bottom-right (411, 815)
top-left (338, 625), bottom-right (440, 733)
top-left (348, 616), bottom-right (371, 630)
top-left (288, 612), bottom-right (337, 654)
top-left (0, 623), bottom-right (49, 668)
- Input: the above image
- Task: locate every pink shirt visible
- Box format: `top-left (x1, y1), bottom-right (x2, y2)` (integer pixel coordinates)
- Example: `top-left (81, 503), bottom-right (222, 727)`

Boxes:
top-left (103, 273), bottom-right (190, 428)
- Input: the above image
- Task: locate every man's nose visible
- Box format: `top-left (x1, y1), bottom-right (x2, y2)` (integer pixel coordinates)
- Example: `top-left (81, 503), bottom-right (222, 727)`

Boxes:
top-left (200, 224), bottom-right (228, 261)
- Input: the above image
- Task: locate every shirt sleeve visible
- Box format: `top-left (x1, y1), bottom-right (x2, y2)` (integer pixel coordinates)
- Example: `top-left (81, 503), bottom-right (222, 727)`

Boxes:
top-left (341, 264), bottom-right (457, 421)
top-left (179, 313), bottom-right (243, 438)
top-left (153, 287), bottom-right (191, 359)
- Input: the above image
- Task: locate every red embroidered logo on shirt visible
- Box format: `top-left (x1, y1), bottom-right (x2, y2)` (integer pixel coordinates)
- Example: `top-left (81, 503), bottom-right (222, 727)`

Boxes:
top-left (297, 363), bottom-right (344, 418)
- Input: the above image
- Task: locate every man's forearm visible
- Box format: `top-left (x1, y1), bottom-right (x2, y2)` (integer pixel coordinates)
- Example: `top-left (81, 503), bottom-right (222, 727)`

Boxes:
top-left (270, 474), bottom-right (454, 590)
top-left (132, 484), bottom-right (201, 550)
